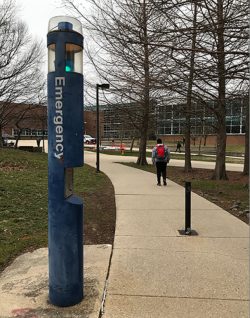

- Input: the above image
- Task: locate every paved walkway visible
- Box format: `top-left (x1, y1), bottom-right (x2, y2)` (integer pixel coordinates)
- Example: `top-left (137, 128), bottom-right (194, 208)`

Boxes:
top-left (0, 151), bottom-right (248, 317)
top-left (84, 151), bottom-right (249, 318)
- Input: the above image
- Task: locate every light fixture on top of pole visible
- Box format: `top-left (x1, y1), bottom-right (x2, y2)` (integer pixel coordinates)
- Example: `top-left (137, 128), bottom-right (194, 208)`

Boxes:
top-left (96, 83), bottom-right (110, 172)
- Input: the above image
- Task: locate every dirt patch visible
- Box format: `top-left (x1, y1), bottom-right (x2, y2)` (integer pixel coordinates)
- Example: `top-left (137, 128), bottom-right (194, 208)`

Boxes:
top-left (0, 163), bottom-right (26, 172)
top-left (82, 180), bottom-right (116, 245)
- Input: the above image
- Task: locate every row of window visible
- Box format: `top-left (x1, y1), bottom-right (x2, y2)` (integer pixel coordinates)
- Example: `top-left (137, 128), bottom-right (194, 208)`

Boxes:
top-left (155, 98), bottom-right (246, 136)
top-left (13, 129), bottom-right (48, 136)
top-left (157, 124), bottom-right (245, 135)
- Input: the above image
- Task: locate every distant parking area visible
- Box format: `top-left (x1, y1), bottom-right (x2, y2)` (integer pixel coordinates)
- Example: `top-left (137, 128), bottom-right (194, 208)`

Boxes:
top-left (2, 137), bottom-right (15, 147)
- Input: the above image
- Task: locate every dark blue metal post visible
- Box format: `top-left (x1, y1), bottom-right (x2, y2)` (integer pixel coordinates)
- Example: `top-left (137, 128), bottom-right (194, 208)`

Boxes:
top-left (47, 17), bottom-right (84, 307)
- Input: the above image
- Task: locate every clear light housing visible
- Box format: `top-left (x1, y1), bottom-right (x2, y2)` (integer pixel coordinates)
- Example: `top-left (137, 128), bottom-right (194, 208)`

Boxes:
top-left (48, 16), bottom-right (82, 35)
top-left (48, 16), bottom-right (83, 74)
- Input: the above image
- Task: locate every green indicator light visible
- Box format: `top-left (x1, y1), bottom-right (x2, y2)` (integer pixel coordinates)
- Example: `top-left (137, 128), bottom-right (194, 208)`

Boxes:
top-left (65, 65), bottom-right (72, 72)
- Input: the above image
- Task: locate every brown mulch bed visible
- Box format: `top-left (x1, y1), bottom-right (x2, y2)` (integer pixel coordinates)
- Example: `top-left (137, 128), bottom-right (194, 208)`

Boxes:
top-left (83, 180), bottom-right (116, 245)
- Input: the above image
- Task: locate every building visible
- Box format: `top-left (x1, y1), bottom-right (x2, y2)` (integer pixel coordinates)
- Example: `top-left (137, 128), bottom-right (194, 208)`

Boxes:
top-left (2, 96), bottom-right (247, 146)
top-left (155, 96), bottom-right (247, 145)
top-left (84, 108), bottom-right (104, 138)
top-left (2, 103), bottom-right (47, 140)
top-left (2, 103), bottom-right (103, 141)
top-left (100, 97), bottom-right (247, 145)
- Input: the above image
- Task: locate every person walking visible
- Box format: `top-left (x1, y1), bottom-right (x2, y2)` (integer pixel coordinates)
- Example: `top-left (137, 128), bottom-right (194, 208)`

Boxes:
top-left (152, 138), bottom-right (170, 186)
top-left (175, 141), bottom-right (182, 152)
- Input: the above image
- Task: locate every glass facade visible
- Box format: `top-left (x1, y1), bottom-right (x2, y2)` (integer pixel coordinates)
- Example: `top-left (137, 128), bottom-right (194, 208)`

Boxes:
top-left (155, 97), bottom-right (246, 136)
top-left (103, 104), bottom-right (139, 139)
top-left (87, 96), bottom-right (247, 139)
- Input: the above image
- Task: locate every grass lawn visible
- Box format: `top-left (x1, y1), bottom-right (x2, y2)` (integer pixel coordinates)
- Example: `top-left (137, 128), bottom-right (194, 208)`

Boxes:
top-left (0, 148), bottom-right (115, 272)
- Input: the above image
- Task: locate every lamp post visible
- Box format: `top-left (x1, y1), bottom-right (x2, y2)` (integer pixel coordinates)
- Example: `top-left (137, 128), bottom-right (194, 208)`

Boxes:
top-left (96, 83), bottom-right (110, 172)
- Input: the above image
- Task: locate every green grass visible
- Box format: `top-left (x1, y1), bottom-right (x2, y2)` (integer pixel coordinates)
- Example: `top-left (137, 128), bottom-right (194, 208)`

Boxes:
top-left (0, 149), bottom-right (48, 270)
top-left (0, 148), bottom-right (115, 271)
top-left (97, 149), bottom-right (243, 164)
top-left (111, 140), bottom-right (245, 155)
top-left (226, 144), bottom-right (245, 153)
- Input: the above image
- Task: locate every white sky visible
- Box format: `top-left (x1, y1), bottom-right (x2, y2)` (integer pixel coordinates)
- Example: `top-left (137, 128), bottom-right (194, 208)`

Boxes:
top-left (15, 0), bottom-right (99, 103)
top-left (15, 0), bottom-right (67, 42)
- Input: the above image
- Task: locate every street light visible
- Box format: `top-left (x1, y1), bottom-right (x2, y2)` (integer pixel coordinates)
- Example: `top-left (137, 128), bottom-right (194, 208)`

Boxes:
top-left (96, 83), bottom-right (110, 172)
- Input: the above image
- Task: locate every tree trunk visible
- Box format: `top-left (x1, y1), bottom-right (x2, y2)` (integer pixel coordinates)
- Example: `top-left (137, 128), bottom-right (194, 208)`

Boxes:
top-left (212, 0), bottom-right (228, 180)
top-left (203, 135), bottom-right (207, 146)
top-left (213, 123), bottom-right (228, 179)
top-left (0, 126), bottom-right (3, 148)
top-left (137, 123), bottom-right (148, 165)
top-left (198, 136), bottom-right (202, 155)
top-left (137, 0), bottom-right (150, 166)
top-left (14, 127), bottom-right (23, 149)
top-left (130, 137), bottom-right (135, 152)
top-left (185, 126), bottom-right (192, 170)
top-left (243, 99), bottom-right (249, 175)
top-left (184, 0), bottom-right (198, 172)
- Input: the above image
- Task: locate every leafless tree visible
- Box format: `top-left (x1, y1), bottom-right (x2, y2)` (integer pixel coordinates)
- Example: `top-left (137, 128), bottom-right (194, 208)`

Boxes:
top-left (64, 0), bottom-right (248, 174)
top-left (63, 0), bottom-right (173, 165)
top-left (0, 0), bottom-right (45, 147)
top-left (198, 0), bottom-right (248, 179)
top-left (153, 0), bottom-right (249, 179)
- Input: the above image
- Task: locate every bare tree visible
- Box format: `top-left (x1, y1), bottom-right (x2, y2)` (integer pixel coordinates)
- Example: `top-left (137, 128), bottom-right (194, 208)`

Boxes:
top-left (154, 0), bottom-right (249, 179)
top-left (198, 0), bottom-right (248, 179)
top-left (64, 0), bottom-right (248, 173)
top-left (0, 0), bottom-right (45, 147)
top-left (12, 104), bottom-right (32, 148)
top-left (63, 0), bottom-right (172, 165)
top-left (184, 0), bottom-right (198, 172)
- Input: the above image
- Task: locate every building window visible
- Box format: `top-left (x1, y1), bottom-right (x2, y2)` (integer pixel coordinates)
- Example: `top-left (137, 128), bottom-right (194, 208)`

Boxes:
top-left (155, 97), bottom-right (246, 136)
top-left (13, 129), bottom-right (48, 137)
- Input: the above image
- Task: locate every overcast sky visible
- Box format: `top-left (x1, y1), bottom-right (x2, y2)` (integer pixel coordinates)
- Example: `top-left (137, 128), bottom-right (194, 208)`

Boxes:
top-left (15, 0), bottom-right (99, 103)
top-left (16, 0), bottom-right (67, 41)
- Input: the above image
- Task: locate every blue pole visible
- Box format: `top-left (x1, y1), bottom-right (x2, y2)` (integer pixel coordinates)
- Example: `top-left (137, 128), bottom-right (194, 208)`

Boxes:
top-left (47, 17), bottom-right (84, 307)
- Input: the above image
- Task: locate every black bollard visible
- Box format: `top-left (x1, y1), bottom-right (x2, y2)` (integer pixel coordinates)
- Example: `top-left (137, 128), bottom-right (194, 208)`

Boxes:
top-left (178, 181), bottom-right (198, 236)
top-left (185, 181), bottom-right (191, 235)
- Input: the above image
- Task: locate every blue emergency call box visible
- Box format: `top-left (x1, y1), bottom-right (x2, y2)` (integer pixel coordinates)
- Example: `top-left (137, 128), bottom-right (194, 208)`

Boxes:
top-left (47, 16), bottom-right (84, 307)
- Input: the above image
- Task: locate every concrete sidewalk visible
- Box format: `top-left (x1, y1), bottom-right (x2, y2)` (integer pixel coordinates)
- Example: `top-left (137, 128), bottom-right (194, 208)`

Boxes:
top-left (0, 245), bottom-right (111, 318)
top-left (0, 151), bottom-right (248, 318)
top-left (84, 151), bottom-right (249, 318)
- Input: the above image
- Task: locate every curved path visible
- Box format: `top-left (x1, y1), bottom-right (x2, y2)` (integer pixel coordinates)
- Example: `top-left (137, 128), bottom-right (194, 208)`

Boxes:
top-left (84, 151), bottom-right (249, 318)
